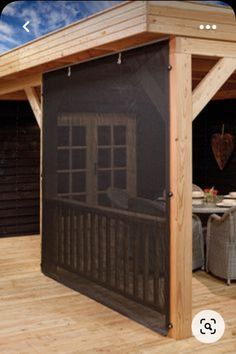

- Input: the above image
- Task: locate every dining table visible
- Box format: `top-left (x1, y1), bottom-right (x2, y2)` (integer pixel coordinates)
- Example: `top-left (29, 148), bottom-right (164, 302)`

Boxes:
top-left (192, 200), bottom-right (230, 214)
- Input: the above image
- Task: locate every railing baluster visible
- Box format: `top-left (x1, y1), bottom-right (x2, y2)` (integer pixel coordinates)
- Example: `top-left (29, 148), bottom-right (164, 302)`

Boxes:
top-left (61, 206), bottom-right (65, 266)
top-left (115, 219), bottom-right (119, 289)
top-left (143, 224), bottom-right (149, 303)
top-left (64, 206), bottom-right (68, 267)
top-left (74, 211), bottom-right (78, 271)
top-left (154, 222), bottom-right (161, 310)
top-left (57, 206), bottom-right (62, 266)
top-left (133, 222), bottom-right (139, 298)
top-left (70, 207), bottom-right (74, 269)
top-left (91, 212), bottom-right (96, 278)
top-left (123, 222), bottom-right (129, 295)
top-left (98, 215), bottom-right (103, 282)
top-left (83, 212), bottom-right (88, 274)
top-left (77, 211), bottom-right (83, 272)
top-left (106, 217), bottom-right (111, 286)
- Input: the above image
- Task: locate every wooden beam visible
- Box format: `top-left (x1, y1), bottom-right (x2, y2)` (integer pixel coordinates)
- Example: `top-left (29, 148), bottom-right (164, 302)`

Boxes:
top-left (0, 74), bottom-right (41, 96)
top-left (169, 38), bottom-right (192, 339)
top-left (173, 37), bottom-right (236, 58)
top-left (192, 57), bottom-right (236, 120)
top-left (25, 87), bottom-right (42, 128)
top-left (0, 1), bottom-right (147, 79)
top-left (0, 91), bottom-right (27, 100)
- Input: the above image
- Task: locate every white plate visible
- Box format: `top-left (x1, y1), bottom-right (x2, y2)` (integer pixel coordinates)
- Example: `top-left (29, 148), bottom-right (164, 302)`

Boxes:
top-left (192, 191), bottom-right (204, 198)
top-left (224, 195), bottom-right (236, 199)
top-left (192, 200), bottom-right (203, 205)
top-left (216, 202), bottom-right (236, 208)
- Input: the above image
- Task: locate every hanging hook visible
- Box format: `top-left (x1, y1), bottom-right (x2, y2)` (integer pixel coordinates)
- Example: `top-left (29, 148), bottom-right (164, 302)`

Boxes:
top-left (117, 52), bottom-right (122, 65)
top-left (68, 66), bottom-right (71, 77)
top-left (221, 123), bottom-right (225, 137)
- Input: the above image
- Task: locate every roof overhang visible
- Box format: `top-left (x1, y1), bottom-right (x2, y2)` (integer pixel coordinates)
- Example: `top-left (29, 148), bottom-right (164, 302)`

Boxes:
top-left (0, 0), bottom-right (235, 100)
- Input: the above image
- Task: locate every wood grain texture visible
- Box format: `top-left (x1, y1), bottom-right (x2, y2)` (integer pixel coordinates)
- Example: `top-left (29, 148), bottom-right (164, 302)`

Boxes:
top-left (25, 87), bottom-right (42, 128)
top-left (174, 37), bottom-right (236, 58)
top-left (0, 1), bottom-right (147, 79)
top-left (0, 74), bottom-right (41, 96)
top-left (0, 235), bottom-right (235, 352)
top-left (192, 58), bottom-right (236, 120)
top-left (169, 38), bottom-right (192, 339)
top-left (0, 111), bottom-right (40, 237)
top-left (0, 0), bottom-right (235, 84)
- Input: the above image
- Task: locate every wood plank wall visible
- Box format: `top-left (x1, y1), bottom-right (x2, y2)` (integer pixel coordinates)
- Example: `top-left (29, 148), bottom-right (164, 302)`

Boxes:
top-left (0, 101), bottom-right (40, 237)
top-left (193, 99), bottom-right (236, 194)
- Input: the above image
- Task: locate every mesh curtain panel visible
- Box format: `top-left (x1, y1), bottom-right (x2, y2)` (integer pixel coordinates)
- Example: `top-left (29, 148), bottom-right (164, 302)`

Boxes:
top-left (42, 41), bottom-right (170, 334)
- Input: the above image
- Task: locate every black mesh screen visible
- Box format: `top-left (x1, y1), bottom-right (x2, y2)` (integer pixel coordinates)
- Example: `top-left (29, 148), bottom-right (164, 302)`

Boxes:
top-left (42, 41), bottom-right (170, 334)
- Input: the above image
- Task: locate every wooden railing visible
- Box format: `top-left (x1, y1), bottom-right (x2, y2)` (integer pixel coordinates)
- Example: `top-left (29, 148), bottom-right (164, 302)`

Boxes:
top-left (48, 197), bottom-right (168, 313)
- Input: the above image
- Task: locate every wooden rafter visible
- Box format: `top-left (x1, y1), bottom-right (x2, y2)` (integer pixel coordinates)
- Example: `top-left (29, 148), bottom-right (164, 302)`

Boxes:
top-left (192, 57), bottom-right (236, 120)
top-left (0, 1), bottom-right (235, 81)
top-left (25, 87), bottom-right (42, 128)
top-left (0, 74), bottom-right (41, 96)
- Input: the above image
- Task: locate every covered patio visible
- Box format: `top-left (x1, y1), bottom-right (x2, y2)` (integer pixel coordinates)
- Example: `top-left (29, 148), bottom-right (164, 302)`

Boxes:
top-left (0, 0), bottom-right (236, 342)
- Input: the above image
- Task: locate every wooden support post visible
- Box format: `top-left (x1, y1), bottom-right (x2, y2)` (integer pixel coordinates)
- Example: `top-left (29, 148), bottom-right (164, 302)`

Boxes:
top-left (25, 86), bottom-right (42, 128)
top-left (169, 38), bottom-right (192, 339)
top-left (192, 57), bottom-right (236, 120)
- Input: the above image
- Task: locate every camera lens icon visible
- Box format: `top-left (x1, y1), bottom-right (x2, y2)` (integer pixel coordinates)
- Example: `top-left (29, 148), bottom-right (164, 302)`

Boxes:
top-left (192, 310), bottom-right (225, 343)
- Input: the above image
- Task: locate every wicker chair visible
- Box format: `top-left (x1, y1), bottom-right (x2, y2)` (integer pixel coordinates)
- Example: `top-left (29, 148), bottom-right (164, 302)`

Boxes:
top-left (206, 206), bottom-right (236, 285)
top-left (192, 214), bottom-right (205, 271)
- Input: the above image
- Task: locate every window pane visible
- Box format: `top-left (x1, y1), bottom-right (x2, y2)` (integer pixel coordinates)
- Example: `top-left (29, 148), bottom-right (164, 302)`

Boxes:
top-left (114, 126), bottom-right (126, 145)
top-left (57, 150), bottom-right (69, 170)
top-left (98, 193), bottom-right (111, 207)
top-left (58, 126), bottom-right (69, 146)
top-left (72, 126), bottom-right (86, 146)
top-left (72, 149), bottom-right (86, 169)
top-left (98, 126), bottom-right (111, 146)
top-left (98, 148), bottom-right (111, 168)
top-left (98, 171), bottom-right (111, 191)
top-left (114, 148), bottom-right (126, 167)
top-left (114, 170), bottom-right (126, 189)
top-left (72, 172), bottom-right (86, 193)
top-left (58, 173), bottom-right (69, 193)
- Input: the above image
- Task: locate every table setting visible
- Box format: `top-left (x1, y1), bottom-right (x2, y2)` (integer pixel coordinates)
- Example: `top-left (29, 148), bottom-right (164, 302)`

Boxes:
top-left (192, 188), bottom-right (236, 214)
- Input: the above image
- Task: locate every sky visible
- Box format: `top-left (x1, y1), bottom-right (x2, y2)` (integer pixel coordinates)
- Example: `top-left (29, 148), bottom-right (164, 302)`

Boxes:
top-left (0, 1), bottom-right (121, 54)
top-left (0, 0), bottom-right (232, 55)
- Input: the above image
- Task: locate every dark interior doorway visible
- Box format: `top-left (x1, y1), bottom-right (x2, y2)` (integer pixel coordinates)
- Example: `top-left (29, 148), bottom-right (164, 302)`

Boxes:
top-left (0, 101), bottom-right (40, 237)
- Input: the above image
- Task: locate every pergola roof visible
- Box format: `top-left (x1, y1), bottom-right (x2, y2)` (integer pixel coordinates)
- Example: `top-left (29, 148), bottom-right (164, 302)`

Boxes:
top-left (0, 0), bottom-right (235, 100)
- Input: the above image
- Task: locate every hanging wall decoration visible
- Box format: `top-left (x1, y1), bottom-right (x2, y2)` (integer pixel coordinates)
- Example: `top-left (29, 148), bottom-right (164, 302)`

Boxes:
top-left (211, 124), bottom-right (234, 170)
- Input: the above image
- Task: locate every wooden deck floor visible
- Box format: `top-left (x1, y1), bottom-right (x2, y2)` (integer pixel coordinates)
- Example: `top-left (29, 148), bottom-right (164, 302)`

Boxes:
top-left (0, 235), bottom-right (235, 353)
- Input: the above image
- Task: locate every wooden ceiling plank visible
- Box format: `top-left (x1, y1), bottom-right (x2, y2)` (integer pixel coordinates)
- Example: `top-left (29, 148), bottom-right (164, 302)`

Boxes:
top-left (213, 89), bottom-right (236, 100)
